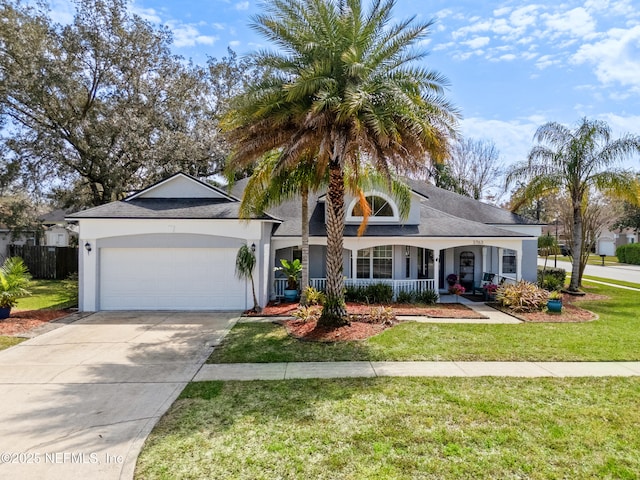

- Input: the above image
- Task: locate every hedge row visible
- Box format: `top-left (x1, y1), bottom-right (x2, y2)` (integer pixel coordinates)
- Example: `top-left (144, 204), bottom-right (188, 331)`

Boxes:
top-left (537, 266), bottom-right (566, 291)
top-left (616, 243), bottom-right (640, 265)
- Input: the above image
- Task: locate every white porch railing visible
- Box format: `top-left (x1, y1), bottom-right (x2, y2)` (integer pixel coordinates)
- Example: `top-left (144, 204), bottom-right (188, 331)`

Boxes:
top-left (274, 278), bottom-right (436, 300)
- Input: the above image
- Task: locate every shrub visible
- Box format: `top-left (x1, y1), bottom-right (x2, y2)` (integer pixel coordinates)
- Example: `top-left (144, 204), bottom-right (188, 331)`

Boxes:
top-left (395, 290), bottom-right (415, 304)
top-left (540, 275), bottom-right (563, 292)
top-left (364, 283), bottom-right (394, 303)
top-left (448, 283), bottom-right (465, 295)
top-left (292, 305), bottom-right (321, 323)
top-left (302, 286), bottom-right (325, 306)
top-left (537, 266), bottom-right (566, 290)
top-left (345, 285), bottom-right (367, 302)
top-left (415, 289), bottom-right (439, 305)
top-left (495, 281), bottom-right (549, 313)
top-left (617, 243), bottom-right (640, 265)
top-left (366, 306), bottom-right (395, 325)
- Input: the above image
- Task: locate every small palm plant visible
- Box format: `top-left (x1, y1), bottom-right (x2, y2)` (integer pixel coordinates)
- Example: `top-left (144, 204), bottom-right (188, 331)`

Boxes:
top-left (275, 259), bottom-right (302, 291)
top-left (235, 245), bottom-right (260, 313)
top-left (0, 257), bottom-right (32, 318)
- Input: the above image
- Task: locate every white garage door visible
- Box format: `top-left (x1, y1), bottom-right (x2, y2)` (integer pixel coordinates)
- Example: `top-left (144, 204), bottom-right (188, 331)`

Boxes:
top-left (99, 248), bottom-right (247, 310)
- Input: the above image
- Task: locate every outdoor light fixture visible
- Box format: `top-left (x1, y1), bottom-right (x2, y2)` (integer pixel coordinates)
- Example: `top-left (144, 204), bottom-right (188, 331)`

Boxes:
top-left (84, 242), bottom-right (92, 253)
top-left (251, 243), bottom-right (256, 253)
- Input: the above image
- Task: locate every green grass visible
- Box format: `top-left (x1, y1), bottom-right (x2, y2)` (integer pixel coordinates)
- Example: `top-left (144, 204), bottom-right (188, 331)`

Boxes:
top-left (209, 283), bottom-right (640, 363)
top-left (0, 336), bottom-right (24, 350)
top-left (582, 276), bottom-right (640, 290)
top-left (15, 279), bottom-right (78, 311)
top-left (136, 377), bottom-right (640, 480)
top-left (541, 254), bottom-right (620, 266)
top-left (0, 279), bottom-right (77, 352)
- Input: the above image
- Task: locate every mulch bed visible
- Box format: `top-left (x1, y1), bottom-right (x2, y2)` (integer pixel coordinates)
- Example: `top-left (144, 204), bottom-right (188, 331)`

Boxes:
top-left (0, 310), bottom-right (70, 336)
top-left (489, 292), bottom-right (605, 323)
top-left (246, 301), bottom-right (484, 319)
top-left (282, 319), bottom-right (391, 342)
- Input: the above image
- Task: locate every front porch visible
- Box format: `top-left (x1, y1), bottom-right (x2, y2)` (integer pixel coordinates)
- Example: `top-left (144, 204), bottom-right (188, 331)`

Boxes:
top-left (272, 241), bottom-right (524, 301)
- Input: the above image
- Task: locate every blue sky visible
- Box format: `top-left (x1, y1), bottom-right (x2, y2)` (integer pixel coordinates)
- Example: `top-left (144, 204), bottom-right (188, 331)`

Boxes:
top-left (49, 0), bottom-right (640, 168)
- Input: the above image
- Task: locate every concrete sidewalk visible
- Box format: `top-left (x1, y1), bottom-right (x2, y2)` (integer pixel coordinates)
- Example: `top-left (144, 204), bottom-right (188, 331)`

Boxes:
top-left (196, 361), bottom-right (640, 381)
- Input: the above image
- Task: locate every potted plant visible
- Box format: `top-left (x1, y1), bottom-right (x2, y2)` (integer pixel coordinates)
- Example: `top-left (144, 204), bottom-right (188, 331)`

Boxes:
top-left (0, 257), bottom-right (32, 319)
top-left (446, 273), bottom-right (458, 287)
top-left (275, 259), bottom-right (302, 302)
top-left (448, 283), bottom-right (465, 302)
top-left (483, 283), bottom-right (498, 300)
top-left (547, 290), bottom-right (563, 313)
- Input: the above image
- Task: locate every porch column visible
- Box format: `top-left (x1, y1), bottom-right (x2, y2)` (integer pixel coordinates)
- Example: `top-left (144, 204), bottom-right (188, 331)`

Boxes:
top-left (269, 243), bottom-right (277, 300)
top-left (516, 246), bottom-right (523, 281)
top-left (433, 252), bottom-right (440, 293)
top-left (351, 248), bottom-right (358, 280)
top-left (498, 248), bottom-right (503, 279)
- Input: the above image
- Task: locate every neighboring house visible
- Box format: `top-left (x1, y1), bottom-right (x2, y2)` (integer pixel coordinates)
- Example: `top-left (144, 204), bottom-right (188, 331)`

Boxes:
top-left (0, 227), bottom-right (37, 260)
top-left (597, 228), bottom-right (637, 256)
top-left (40, 209), bottom-right (78, 247)
top-left (68, 173), bottom-right (542, 312)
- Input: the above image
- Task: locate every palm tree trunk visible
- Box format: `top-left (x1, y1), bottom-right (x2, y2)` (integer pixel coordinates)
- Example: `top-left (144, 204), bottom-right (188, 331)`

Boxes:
top-left (569, 203), bottom-right (582, 292)
top-left (318, 161), bottom-right (348, 327)
top-left (300, 184), bottom-right (310, 306)
top-left (250, 274), bottom-right (260, 312)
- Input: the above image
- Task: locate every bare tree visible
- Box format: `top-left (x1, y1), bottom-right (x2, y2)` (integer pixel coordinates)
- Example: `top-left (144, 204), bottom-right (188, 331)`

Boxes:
top-left (447, 138), bottom-right (503, 202)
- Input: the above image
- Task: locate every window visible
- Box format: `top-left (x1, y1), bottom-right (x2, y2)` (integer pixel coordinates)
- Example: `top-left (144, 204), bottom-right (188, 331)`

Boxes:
top-left (352, 196), bottom-right (394, 217)
top-left (357, 245), bottom-right (393, 279)
top-left (347, 193), bottom-right (399, 223)
top-left (502, 249), bottom-right (517, 274)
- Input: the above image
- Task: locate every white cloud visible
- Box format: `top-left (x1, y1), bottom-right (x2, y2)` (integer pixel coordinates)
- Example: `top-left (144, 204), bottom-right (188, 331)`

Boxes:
top-left (499, 53), bottom-right (517, 61)
top-left (235, 1), bottom-right (249, 11)
top-left (229, 40), bottom-right (241, 47)
top-left (572, 25), bottom-right (640, 90)
top-left (541, 7), bottom-right (597, 39)
top-left (170, 23), bottom-right (218, 47)
top-left (461, 117), bottom-right (541, 165)
top-left (493, 7), bottom-right (512, 17)
top-left (464, 36), bottom-right (490, 49)
top-left (130, 4), bottom-right (162, 24)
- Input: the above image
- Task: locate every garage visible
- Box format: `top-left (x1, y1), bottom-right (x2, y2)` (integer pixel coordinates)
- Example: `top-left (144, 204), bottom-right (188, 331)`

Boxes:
top-left (99, 247), bottom-right (248, 310)
top-left (69, 173), bottom-right (275, 312)
top-left (100, 248), bottom-right (247, 310)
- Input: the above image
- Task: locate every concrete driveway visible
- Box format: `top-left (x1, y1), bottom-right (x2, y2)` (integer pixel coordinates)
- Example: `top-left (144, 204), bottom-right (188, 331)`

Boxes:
top-left (0, 311), bottom-right (239, 480)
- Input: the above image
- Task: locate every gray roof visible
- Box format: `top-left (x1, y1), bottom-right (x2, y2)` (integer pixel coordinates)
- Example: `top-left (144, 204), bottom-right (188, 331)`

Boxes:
top-left (230, 177), bottom-right (539, 238)
top-left (67, 198), bottom-right (274, 220)
top-left (402, 177), bottom-right (537, 226)
top-left (269, 197), bottom-right (528, 238)
top-left (40, 208), bottom-right (73, 223)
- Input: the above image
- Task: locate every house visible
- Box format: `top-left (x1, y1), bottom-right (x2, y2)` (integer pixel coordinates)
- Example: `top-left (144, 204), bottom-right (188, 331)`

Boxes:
top-left (68, 173), bottom-right (542, 311)
top-left (40, 209), bottom-right (78, 247)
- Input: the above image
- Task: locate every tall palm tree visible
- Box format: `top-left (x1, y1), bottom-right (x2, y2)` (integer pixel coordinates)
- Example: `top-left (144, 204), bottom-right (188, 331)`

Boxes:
top-left (224, 0), bottom-right (458, 326)
top-left (507, 118), bottom-right (640, 291)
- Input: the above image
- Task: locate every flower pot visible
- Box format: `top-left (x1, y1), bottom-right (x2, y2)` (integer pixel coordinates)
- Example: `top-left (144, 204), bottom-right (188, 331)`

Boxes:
top-left (547, 299), bottom-right (562, 313)
top-left (283, 289), bottom-right (299, 302)
top-left (0, 307), bottom-right (11, 319)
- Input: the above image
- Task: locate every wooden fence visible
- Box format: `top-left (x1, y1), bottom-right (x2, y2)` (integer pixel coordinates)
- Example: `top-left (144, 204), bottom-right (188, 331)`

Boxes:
top-left (6, 245), bottom-right (78, 280)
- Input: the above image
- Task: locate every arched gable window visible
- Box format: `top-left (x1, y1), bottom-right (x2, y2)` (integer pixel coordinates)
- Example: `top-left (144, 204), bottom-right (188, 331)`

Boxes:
top-left (347, 193), bottom-right (399, 223)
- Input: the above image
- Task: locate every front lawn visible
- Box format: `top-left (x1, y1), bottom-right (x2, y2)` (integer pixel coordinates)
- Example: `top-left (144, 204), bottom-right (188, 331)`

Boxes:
top-left (136, 377), bottom-right (640, 479)
top-left (209, 283), bottom-right (640, 362)
top-left (14, 278), bottom-right (78, 311)
top-left (0, 279), bottom-right (78, 351)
